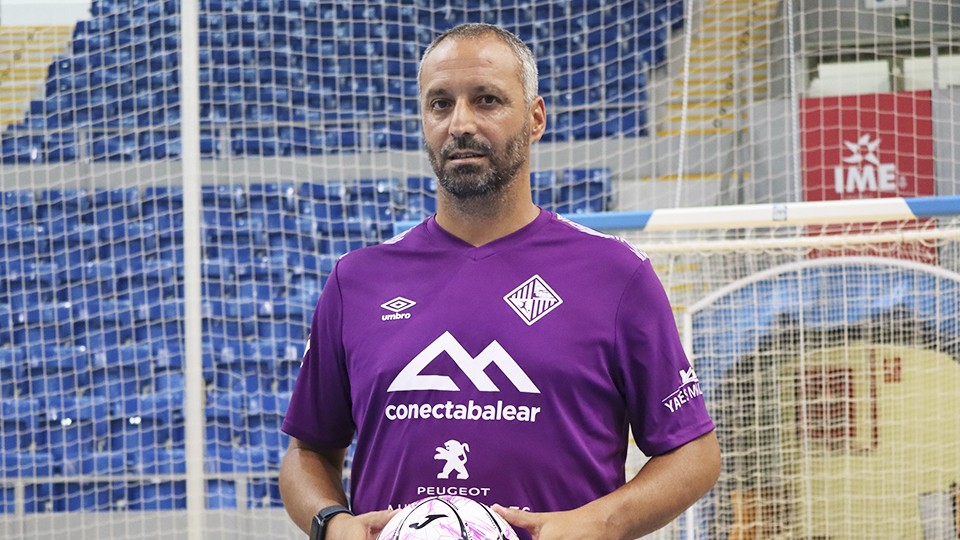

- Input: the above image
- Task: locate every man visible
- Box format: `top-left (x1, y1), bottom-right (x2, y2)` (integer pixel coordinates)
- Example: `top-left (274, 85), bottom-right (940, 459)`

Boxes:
top-left (279, 23), bottom-right (720, 540)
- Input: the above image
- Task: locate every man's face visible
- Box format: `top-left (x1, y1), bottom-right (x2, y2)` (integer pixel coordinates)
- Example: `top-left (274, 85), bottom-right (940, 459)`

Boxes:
top-left (419, 36), bottom-right (539, 200)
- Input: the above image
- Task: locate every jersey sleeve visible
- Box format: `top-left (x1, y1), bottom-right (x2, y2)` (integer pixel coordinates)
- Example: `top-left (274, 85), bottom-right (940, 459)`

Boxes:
top-left (615, 259), bottom-right (715, 457)
top-left (280, 262), bottom-right (356, 449)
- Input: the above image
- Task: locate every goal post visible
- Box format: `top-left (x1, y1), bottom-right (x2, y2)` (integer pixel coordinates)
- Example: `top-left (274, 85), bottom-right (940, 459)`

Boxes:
top-left (396, 194), bottom-right (960, 235)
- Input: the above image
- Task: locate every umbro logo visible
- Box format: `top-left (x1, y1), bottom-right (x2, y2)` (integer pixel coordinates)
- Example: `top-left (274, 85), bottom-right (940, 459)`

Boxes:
top-left (381, 296), bottom-right (416, 321)
top-left (504, 274), bottom-right (563, 326)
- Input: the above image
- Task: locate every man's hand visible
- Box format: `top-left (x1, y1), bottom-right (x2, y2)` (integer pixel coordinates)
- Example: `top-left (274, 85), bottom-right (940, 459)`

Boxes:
top-left (492, 505), bottom-right (614, 540)
top-left (326, 509), bottom-right (398, 540)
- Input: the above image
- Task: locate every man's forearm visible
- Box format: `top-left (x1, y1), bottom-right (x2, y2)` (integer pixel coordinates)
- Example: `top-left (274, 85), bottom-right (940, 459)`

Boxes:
top-left (585, 431), bottom-right (721, 539)
top-left (279, 439), bottom-right (350, 534)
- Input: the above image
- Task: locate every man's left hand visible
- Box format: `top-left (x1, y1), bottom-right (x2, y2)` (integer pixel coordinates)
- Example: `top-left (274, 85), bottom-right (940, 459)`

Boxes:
top-left (492, 504), bottom-right (615, 540)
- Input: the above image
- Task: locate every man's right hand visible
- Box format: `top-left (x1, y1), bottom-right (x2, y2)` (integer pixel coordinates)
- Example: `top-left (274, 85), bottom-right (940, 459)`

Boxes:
top-left (326, 509), bottom-right (398, 540)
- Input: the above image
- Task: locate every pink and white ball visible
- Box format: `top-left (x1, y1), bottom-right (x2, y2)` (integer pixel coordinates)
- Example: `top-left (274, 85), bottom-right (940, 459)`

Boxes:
top-left (377, 495), bottom-right (519, 540)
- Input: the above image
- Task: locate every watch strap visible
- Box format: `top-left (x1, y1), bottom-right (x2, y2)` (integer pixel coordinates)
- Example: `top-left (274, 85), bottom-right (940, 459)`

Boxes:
top-left (310, 504), bottom-right (353, 540)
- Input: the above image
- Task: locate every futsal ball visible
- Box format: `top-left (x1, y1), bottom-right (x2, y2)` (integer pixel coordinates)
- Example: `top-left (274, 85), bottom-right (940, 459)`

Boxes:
top-left (377, 495), bottom-right (520, 540)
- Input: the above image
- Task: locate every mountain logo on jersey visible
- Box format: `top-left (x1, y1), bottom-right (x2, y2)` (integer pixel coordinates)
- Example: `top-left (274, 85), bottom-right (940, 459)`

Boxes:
top-left (381, 296), bottom-right (417, 321)
top-left (503, 274), bottom-right (563, 326)
top-left (661, 366), bottom-right (704, 413)
top-left (435, 439), bottom-right (470, 479)
top-left (387, 331), bottom-right (540, 394)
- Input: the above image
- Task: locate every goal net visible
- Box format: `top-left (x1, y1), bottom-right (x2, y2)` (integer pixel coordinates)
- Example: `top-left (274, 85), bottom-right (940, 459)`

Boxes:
top-left (610, 216), bottom-right (960, 540)
top-left (0, 0), bottom-right (958, 539)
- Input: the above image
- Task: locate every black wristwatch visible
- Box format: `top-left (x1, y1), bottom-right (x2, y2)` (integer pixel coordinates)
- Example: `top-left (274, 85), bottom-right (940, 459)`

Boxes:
top-left (309, 504), bottom-right (353, 540)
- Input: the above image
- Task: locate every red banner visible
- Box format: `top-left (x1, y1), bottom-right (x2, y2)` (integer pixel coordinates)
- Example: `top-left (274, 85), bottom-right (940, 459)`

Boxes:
top-left (800, 91), bottom-right (936, 261)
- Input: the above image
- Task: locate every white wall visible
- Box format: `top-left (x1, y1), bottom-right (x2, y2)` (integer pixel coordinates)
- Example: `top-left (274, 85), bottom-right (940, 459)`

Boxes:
top-left (1, 0), bottom-right (89, 26)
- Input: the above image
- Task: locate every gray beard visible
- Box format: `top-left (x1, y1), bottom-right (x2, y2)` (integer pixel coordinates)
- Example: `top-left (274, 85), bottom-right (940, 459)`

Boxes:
top-left (427, 127), bottom-right (529, 206)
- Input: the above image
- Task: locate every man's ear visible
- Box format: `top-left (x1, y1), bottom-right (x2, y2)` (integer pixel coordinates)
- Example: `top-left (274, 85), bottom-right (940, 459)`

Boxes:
top-left (529, 96), bottom-right (547, 143)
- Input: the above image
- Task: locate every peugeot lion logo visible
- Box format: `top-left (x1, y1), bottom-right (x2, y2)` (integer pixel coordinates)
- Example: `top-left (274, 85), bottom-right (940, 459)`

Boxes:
top-left (435, 439), bottom-right (470, 480)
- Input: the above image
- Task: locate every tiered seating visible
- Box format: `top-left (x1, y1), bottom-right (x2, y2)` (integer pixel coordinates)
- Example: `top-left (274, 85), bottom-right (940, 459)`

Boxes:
top-left (0, 0), bottom-right (680, 162)
top-left (0, 168), bottom-right (610, 512)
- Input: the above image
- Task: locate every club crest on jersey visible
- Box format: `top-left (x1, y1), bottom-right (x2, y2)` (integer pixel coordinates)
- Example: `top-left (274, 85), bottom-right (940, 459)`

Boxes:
top-left (381, 296), bottom-right (416, 321)
top-left (503, 274), bottom-right (563, 326)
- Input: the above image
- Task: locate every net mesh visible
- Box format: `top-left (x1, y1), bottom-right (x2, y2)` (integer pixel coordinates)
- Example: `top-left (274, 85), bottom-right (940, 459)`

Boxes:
top-left (0, 0), bottom-right (958, 538)
top-left (614, 221), bottom-right (960, 539)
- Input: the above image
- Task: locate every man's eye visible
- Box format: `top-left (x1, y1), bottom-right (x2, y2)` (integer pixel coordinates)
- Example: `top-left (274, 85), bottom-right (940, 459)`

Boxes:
top-left (431, 100), bottom-right (450, 110)
top-left (479, 95), bottom-right (499, 105)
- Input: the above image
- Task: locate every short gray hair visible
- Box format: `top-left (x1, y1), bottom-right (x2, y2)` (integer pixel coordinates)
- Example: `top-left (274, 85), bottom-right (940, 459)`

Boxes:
top-left (418, 23), bottom-right (539, 105)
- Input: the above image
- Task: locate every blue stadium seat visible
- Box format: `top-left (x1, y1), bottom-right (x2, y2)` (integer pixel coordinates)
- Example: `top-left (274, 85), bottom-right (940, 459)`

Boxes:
top-left (350, 178), bottom-right (397, 204)
top-left (606, 70), bottom-right (649, 104)
top-left (91, 187), bottom-right (141, 220)
top-left (127, 448), bottom-right (186, 510)
top-left (230, 127), bottom-right (289, 157)
top-left (256, 317), bottom-right (309, 343)
top-left (153, 340), bottom-right (184, 372)
top-left (41, 395), bottom-right (110, 462)
top-left (1, 398), bottom-right (41, 452)
top-left (204, 391), bottom-right (245, 447)
top-left (248, 182), bottom-right (295, 212)
top-left (531, 170), bottom-right (557, 208)
top-left (125, 258), bottom-right (179, 299)
top-left (604, 107), bottom-right (647, 138)
top-left (205, 446), bottom-right (276, 508)
top-left (299, 181), bottom-right (347, 202)
top-left (206, 479), bottom-right (239, 509)
top-left (89, 132), bottom-right (137, 162)
top-left (369, 120), bottom-right (420, 151)
top-left (2, 259), bottom-right (54, 311)
top-left (206, 184), bottom-right (248, 210)
top-left (245, 391), bottom-right (290, 451)
top-left (19, 301), bottom-right (74, 344)
top-left (235, 280), bottom-right (273, 304)
top-left (1, 190), bottom-right (36, 222)
top-left (44, 132), bottom-right (79, 162)
top-left (1, 135), bottom-right (44, 164)
top-left (556, 167), bottom-right (613, 214)
top-left (551, 109), bottom-right (606, 141)
top-left (90, 343), bottom-right (152, 400)
top-left (402, 193), bottom-right (437, 221)
top-left (0, 347), bottom-right (24, 398)
top-left (284, 252), bottom-right (336, 280)
top-left (212, 339), bottom-right (276, 393)
top-left (250, 253), bottom-right (287, 286)
top-left (0, 305), bottom-right (13, 347)
top-left (138, 130), bottom-right (182, 159)
top-left (56, 259), bottom-right (117, 297)
top-left (152, 371), bottom-right (183, 394)
top-left (55, 450), bottom-right (127, 511)
top-left (110, 391), bottom-right (184, 455)
top-left (23, 345), bottom-right (90, 397)
top-left (141, 185), bottom-right (184, 216)
top-left (0, 452), bottom-right (53, 514)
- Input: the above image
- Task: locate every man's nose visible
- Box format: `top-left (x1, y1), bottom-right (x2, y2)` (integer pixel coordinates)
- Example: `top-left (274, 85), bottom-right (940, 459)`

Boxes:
top-left (448, 99), bottom-right (477, 138)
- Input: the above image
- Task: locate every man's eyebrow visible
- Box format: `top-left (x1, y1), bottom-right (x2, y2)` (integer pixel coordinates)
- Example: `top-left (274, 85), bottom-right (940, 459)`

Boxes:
top-left (423, 85), bottom-right (507, 99)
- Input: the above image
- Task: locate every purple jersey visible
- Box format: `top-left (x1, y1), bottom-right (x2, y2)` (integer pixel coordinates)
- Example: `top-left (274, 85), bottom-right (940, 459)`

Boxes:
top-left (282, 209), bottom-right (714, 531)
